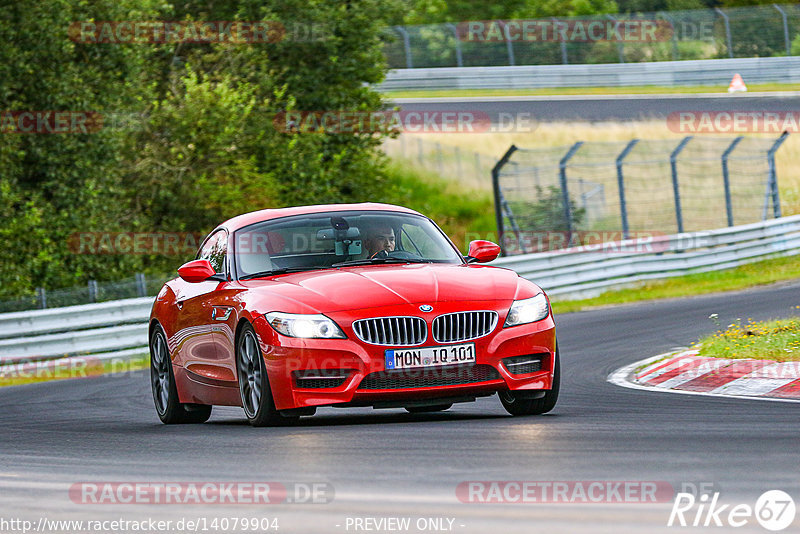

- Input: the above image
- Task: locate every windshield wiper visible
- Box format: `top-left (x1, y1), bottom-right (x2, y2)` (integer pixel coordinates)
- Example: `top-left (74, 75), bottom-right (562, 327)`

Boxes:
top-left (330, 257), bottom-right (430, 268)
top-left (239, 266), bottom-right (326, 280)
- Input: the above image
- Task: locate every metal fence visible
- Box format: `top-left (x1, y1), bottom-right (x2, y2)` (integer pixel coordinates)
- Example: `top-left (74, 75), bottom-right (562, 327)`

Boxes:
top-left (384, 4), bottom-right (800, 69)
top-left (382, 136), bottom-right (496, 190)
top-left (0, 273), bottom-right (171, 313)
top-left (493, 133), bottom-right (789, 256)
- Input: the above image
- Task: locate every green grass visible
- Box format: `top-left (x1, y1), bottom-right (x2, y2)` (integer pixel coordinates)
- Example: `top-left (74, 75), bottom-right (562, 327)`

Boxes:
top-left (383, 160), bottom-right (496, 253)
top-left (550, 254), bottom-right (800, 315)
top-left (695, 317), bottom-right (800, 362)
top-left (385, 82), bottom-right (799, 99)
top-left (0, 353), bottom-right (148, 388)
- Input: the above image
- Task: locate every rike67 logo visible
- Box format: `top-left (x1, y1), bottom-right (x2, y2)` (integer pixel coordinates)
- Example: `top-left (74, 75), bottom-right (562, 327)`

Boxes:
top-left (668, 490), bottom-right (796, 531)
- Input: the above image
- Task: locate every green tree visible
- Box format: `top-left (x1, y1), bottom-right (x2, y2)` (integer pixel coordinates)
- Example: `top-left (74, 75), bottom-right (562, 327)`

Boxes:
top-left (0, 0), bottom-right (161, 297)
top-left (1, 0), bottom-right (406, 297)
top-left (403, 0), bottom-right (618, 24)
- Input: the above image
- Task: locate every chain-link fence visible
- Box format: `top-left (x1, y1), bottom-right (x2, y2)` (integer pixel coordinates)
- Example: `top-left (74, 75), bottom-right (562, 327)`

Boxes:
top-left (383, 136), bottom-right (496, 190)
top-left (0, 273), bottom-right (172, 313)
top-left (493, 133), bottom-right (788, 255)
top-left (384, 4), bottom-right (800, 69)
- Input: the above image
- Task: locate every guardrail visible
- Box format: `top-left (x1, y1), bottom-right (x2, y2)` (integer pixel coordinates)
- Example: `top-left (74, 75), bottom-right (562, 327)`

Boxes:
top-left (0, 298), bottom-right (153, 366)
top-left (493, 214), bottom-right (800, 298)
top-left (379, 56), bottom-right (800, 90)
top-left (1, 215), bottom-right (799, 368)
top-left (0, 297), bottom-right (154, 340)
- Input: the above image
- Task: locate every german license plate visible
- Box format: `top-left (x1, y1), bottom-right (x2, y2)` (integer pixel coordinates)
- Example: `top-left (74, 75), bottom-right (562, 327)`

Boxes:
top-left (385, 343), bottom-right (476, 370)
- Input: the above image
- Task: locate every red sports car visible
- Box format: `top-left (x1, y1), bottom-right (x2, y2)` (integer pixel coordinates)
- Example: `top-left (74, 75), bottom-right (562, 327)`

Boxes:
top-left (149, 203), bottom-right (559, 426)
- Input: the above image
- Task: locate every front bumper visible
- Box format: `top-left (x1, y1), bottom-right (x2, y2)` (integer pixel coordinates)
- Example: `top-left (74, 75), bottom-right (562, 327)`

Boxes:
top-left (253, 307), bottom-right (556, 411)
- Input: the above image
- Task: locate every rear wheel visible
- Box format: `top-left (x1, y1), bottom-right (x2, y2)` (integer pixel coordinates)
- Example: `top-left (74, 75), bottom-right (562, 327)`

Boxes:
top-left (405, 403), bottom-right (453, 413)
top-left (237, 323), bottom-right (297, 427)
top-left (500, 346), bottom-right (560, 416)
top-left (150, 324), bottom-right (212, 424)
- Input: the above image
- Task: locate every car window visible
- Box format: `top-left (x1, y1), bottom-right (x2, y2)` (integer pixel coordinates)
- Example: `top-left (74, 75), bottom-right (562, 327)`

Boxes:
top-left (234, 211), bottom-right (463, 278)
top-left (198, 230), bottom-right (227, 274)
top-left (400, 224), bottom-right (453, 260)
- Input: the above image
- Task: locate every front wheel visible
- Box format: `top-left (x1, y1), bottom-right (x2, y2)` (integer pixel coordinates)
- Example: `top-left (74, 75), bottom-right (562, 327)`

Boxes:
top-left (237, 323), bottom-right (297, 427)
top-left (500, 346), bottom-right (560, 416)
top-left (150, 324), bottom-right (212, 424)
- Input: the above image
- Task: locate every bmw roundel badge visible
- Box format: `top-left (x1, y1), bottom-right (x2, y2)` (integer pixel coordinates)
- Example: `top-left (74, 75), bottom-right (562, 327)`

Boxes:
top-left (419, 304), bottom-right (433, 312)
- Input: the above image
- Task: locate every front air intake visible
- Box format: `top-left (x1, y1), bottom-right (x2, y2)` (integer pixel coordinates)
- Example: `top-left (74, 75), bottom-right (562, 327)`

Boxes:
top-left (502, 354), bottom-right (546, 376)
top-left (357, 364), bottom-right (501, 390)
top-left (352, 316), bottom-right (427, 346)
top-left (432, 311), bottom-right (498, 343)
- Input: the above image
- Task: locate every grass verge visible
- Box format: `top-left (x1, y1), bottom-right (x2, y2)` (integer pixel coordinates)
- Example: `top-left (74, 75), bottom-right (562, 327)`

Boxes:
top-left (0, 353), bottom-right (149, 388)
top-left (383, 160), bottom-right (496, 253)
top-left (385, 83), bottom-right (800, 99)
top-left (550, 254), bottom-right (800, 315)
top-left (695, 317), bottom-right (800, 362)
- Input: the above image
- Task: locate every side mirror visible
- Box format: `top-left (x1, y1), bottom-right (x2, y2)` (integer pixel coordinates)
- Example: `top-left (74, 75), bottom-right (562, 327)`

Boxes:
top-left (178, 259), bottom-right (222, 283)
top-left (466, 240), bottom-right (501, 263)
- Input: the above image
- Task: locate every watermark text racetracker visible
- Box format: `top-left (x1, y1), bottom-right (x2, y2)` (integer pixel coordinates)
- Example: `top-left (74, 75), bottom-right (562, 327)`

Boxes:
top-left (274, 111), bottom-right (538, 134)
top-left (0, 111), bottom-right (103, 134)
top-left (69, 232), bottom-right (206, 256)
top-left (0, 357), bottom-right (108, 384)
top-left (457, 19), bottom-right (672, 42)
top-left (668, 111), bottom-right (800, 134)
top-left (457, 481), bottom-right (674, 503)
top-left (69, 21), bottom-right (329, 43)
top-left (69, 482), bottom-right (333, 505)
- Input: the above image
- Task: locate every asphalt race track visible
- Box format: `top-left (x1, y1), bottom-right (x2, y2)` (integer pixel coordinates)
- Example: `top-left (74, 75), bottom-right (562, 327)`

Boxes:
top-left (394, 92), bottom-right (800, 122)
top-left (2, 282), bottom-right (800, 533)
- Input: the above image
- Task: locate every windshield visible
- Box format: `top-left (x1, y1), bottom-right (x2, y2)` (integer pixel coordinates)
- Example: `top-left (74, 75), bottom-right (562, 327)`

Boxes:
top-left (234, 210), bottom-right (464, 279)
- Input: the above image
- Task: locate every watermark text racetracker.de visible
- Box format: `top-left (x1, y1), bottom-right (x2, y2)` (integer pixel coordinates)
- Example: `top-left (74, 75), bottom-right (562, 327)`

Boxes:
top-left (668, 111), bottom-right (800, 134)
top-left (69, 20), bottom-right (329, 43)
top-left (0, 357), bottom-right (108, 384)
top-left (456, 19), bottom-right (671, 42)
top-left (69, 481), bottom-right (333, 505)
top-left (0, 111), bottom-right (103, 134)
top-left (69, 232), bottom-right (206, 256)
top-left (274, 111), bottom-right (537, 134)
top-left (457, 481), bottom-right (674, 504)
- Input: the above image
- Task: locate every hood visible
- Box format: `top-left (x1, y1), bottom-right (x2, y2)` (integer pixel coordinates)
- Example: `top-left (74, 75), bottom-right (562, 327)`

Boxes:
top-left (238, 264), bottom-right (535, 314)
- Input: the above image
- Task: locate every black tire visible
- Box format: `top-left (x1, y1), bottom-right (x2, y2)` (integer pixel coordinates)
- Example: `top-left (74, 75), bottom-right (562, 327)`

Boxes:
top-left (237, 323), bottom-right (297, 427)
top-left (405, 403), bottom-right (453, 414)
top-left (500, 346), bottom-right (560, 416)
top-left (150, 324), bottom-right (212, 424)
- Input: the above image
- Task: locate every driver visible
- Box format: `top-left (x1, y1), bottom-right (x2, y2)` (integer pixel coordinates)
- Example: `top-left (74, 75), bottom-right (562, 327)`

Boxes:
top-left (363, 225), bottom-right (396, 258)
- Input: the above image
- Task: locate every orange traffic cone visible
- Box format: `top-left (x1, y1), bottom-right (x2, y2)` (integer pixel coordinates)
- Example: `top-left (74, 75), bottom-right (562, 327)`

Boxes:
top-left (728, 73), bottom-right (747, 93)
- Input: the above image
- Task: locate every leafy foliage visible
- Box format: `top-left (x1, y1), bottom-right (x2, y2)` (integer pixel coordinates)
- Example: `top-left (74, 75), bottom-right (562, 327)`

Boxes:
top-left (1, 0), bottom-right (406, 297)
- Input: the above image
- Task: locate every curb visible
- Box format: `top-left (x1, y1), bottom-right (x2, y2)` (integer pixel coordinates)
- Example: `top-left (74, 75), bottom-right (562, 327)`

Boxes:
top-left (608, 348), bottom-right (800, 403)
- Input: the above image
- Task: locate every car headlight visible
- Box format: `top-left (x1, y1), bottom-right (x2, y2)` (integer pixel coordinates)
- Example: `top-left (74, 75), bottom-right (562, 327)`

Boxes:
top-left (504, 293), bottom-right (549, 327)
top-left (265, 312), bottom-right (346, 339)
